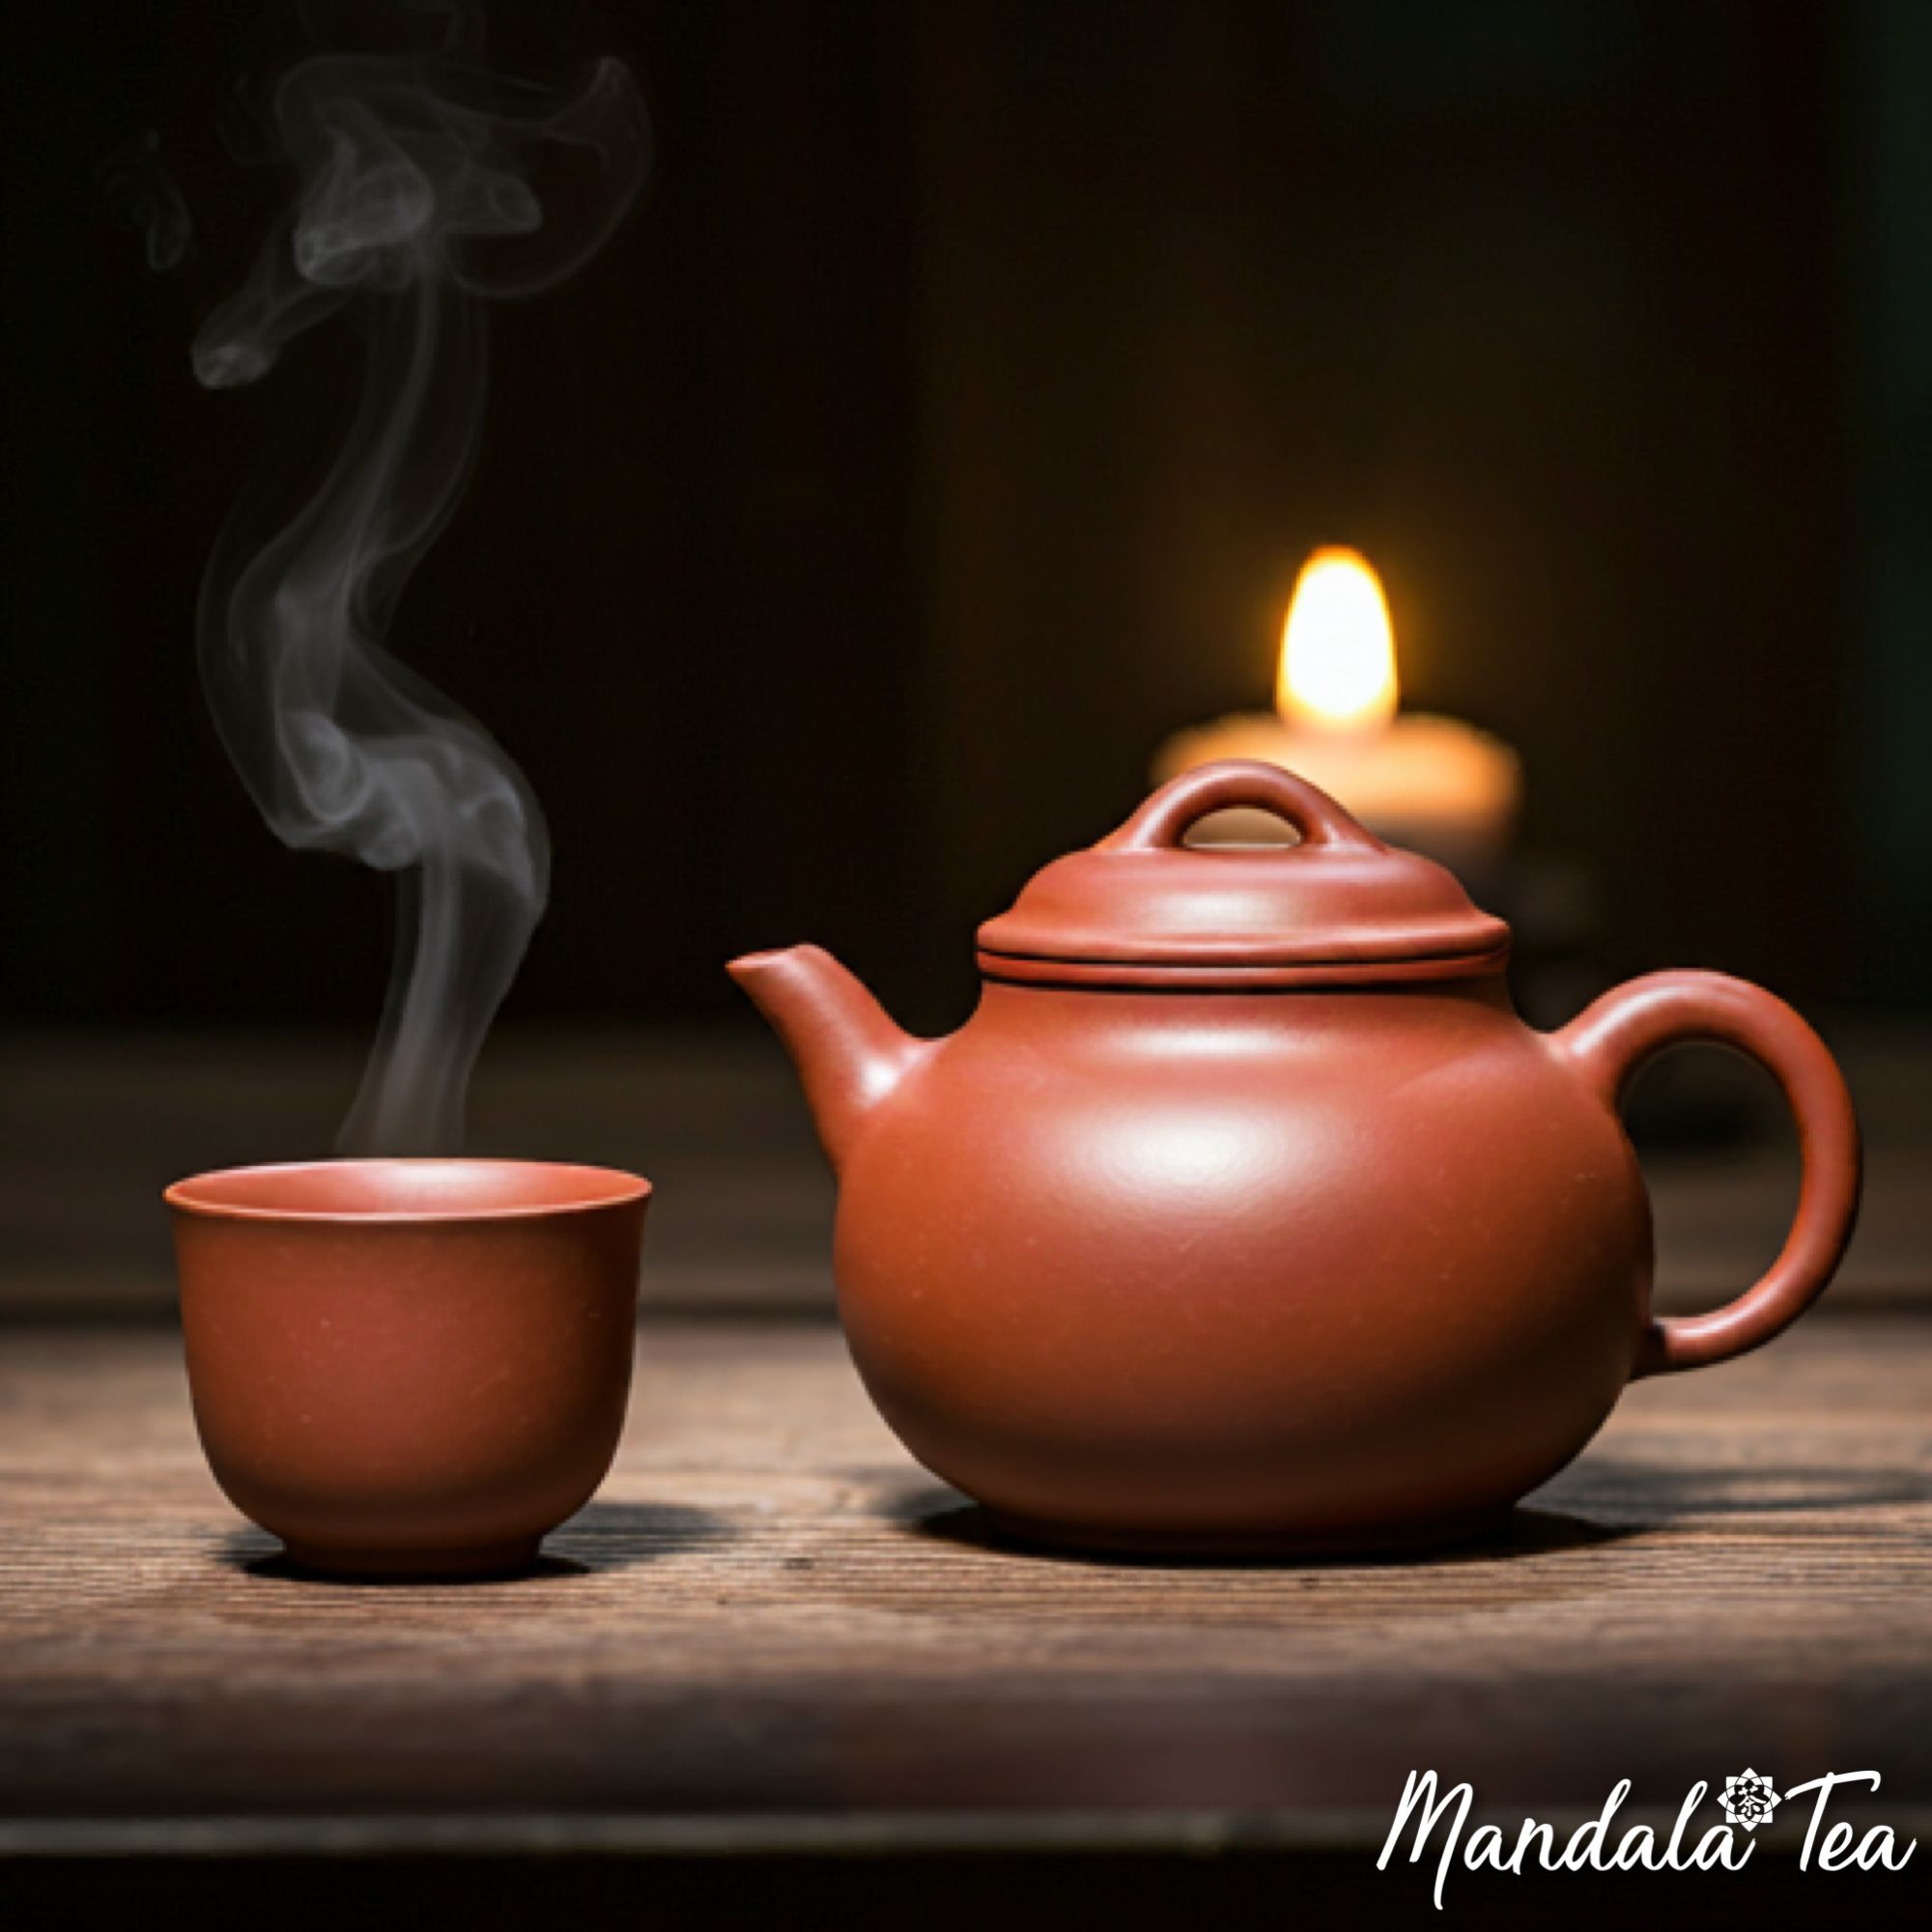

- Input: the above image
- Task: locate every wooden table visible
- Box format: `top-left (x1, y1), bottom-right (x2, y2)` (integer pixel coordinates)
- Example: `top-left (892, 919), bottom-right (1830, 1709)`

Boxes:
top-left (2, 1028), bottom-right (1929, 1921)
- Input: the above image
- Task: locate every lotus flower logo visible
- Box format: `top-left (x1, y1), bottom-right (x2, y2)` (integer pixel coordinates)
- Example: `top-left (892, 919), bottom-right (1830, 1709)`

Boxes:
top-left (1720, 1769), bottom-right (1781, 1830)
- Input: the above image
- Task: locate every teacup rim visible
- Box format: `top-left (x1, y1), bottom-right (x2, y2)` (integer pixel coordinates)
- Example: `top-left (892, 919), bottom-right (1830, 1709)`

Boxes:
top-left (165, 1157), bottom-right (653, 1224)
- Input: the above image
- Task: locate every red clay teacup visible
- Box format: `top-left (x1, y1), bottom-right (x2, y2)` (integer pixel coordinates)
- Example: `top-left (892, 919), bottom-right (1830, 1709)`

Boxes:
top-left (166, 1159), bottom-right (650, 1578)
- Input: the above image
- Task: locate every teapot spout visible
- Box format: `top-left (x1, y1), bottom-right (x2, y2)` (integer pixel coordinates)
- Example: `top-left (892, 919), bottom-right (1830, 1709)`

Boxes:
top-left (727, 945), bottom-right (930, 1171)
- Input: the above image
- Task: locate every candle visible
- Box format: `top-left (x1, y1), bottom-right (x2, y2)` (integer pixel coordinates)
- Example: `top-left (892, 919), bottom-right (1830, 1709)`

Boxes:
top-left (1152, 547), bottom-right (1520, 880)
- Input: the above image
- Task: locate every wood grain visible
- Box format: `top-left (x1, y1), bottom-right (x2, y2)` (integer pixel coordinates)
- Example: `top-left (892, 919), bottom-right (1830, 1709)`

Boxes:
top-left (2, 1312), bottom-right (1928, 1850)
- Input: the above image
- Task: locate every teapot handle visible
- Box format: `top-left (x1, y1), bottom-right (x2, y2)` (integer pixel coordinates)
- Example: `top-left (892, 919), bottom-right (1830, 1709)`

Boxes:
top-left (1104, 760), bottom-right (1383, 853)
top-left (1553, 971), bottom-right (1861, 1378)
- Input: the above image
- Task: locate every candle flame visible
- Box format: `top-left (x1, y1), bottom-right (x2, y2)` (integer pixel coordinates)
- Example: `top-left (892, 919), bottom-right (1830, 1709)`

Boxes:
top-left (1277, 546), bottom-right (1399, 732)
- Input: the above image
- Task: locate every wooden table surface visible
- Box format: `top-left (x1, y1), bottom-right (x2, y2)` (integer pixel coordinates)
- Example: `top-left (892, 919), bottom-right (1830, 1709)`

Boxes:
top-left (1, 1027), bottom-right (1929, 1910)
top-left (4, 1317), bottom-right (1930, 1848)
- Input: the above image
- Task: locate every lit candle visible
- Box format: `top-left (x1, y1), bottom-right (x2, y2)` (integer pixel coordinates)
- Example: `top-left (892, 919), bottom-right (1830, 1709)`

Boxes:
top-left (1152, 547), bottom-right (1520, 879)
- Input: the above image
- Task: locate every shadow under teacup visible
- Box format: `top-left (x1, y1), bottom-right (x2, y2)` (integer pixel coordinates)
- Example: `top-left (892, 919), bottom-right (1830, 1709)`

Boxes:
top-left (166, 1159), bottom-right (650, 1579)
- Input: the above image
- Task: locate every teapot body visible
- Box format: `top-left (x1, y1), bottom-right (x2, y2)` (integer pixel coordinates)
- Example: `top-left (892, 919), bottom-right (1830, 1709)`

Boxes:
top-left (834, 975), bottom-right (1649, 1549)
top-left (733, 760), bottom-right (1859, 1554)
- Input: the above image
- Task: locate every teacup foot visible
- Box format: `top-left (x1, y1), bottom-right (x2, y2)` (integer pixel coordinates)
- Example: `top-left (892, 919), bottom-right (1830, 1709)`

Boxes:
top-left (276, 1536), bottom-right (545, 1580)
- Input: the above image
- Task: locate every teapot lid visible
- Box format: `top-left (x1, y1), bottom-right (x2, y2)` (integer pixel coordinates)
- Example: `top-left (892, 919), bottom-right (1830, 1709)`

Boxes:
top-left (976, 760), bottom-right (1510, 988)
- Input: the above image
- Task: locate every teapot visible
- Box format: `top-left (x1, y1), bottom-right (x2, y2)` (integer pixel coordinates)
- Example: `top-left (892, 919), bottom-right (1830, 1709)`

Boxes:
top-left (730, 761), bottom-right (1860, 1552)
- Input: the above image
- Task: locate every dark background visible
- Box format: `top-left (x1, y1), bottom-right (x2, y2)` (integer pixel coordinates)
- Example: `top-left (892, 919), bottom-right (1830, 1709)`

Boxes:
top-left (5, 0), bottom-right (1930, 1041)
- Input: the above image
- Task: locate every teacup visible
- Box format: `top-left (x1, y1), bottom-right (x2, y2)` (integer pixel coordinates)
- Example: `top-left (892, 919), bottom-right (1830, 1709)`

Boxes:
top-left (166, 1159), bottom-right (650, 1577)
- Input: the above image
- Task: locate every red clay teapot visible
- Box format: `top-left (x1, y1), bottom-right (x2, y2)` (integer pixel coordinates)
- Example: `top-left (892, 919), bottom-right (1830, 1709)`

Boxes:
top-left (731, 761), bottom-right (1860, 1553)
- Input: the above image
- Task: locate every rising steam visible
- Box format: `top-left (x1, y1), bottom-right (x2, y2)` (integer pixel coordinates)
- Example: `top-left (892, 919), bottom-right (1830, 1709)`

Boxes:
top-left (194, 15), bottom-right (647, 1152)
top-left (99, 132), bottom-right (192, 271)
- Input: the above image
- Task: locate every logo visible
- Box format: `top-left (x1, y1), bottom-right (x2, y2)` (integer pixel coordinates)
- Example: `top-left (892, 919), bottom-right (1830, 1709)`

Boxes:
top-left (1719, 1768), bottom-right (1780, 1830)
top-left (1378, 1769), bottom-right (1917, 1909)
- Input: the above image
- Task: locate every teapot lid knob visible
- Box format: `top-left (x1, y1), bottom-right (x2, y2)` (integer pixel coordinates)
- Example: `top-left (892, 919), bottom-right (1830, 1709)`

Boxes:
top-left (1101, 759), bottom-right (1385, 856)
